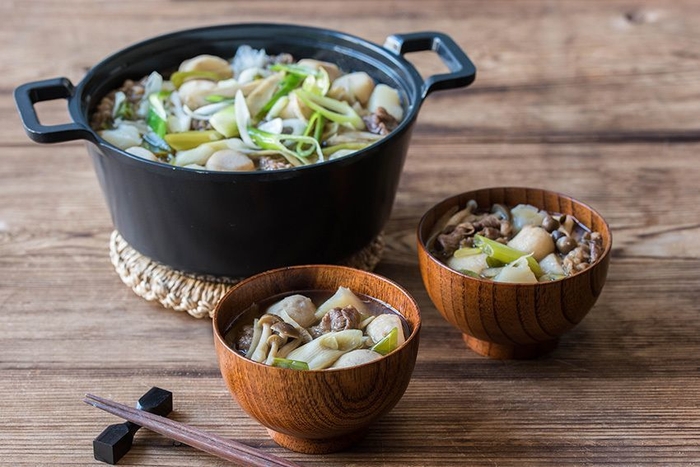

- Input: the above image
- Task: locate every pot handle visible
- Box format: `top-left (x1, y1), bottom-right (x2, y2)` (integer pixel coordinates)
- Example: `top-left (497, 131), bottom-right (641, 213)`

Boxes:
top-left (14, 77), bottom-right (95, 144)
top-left (384, 32), bottom-right (476, 100)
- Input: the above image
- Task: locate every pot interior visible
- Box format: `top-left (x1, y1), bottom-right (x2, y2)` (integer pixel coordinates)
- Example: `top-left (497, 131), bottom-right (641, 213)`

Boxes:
top-left (77, 23), bottom-right (421, 128)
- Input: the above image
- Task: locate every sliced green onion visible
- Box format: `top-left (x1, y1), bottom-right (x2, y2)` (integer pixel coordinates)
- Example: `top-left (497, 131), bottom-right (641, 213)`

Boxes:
top-left (247, 127), bottom-right (322, 166)
top-left (209, 105), bottom-right (239, 138)
top-left (295, 89), bottom-right (365, 130)
top-left (302, 67), bottom-right (330, 96)
top-left (371, 327), bottom-right (399, 356)
top-left (142, 132), bottom-right (171, 155)
top-left (269, 63), bottom-right (317, 77)
top-left (164, 130), bottom-right (222, 151)
top-left (473, 234), bottom-right (543, 277)
top-left (454, 247), bottom-right (482, 258)
top-left (147, 91), bottom-right (170, 137)
top-left (295, 112), bottom-right (325, 158)
top-left (256, 73), bottom-right (303, 120)
top-left (270, 357), bottom-right (309, 371)
top-left (205, 95), bottom-right (234, 104)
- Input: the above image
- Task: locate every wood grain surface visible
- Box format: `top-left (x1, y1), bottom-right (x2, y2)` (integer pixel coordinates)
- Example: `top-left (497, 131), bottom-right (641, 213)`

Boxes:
top-left (2, 1), bottom-right (700, 465)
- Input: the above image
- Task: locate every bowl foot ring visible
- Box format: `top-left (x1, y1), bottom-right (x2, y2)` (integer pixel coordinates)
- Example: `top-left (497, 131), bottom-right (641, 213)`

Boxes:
top-left (462, 334), bottom-right (558, 359)
top-left (267, 428), bottom-right (366, 454)
top-left (109, 230), bottom-right (385, 319)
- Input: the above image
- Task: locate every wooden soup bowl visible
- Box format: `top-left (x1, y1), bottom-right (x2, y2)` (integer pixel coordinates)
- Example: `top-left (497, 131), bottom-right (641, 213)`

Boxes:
top-left (417, 187), bottom-right (612, 359)
top-left (212, 265), bottom-right (421, 454)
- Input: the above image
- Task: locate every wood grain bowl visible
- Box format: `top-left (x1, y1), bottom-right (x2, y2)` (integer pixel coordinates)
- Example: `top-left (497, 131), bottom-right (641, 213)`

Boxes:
top-left (212, 265), bottom-right (421, 454)
top-left (417, 187), bottom-right (612, 359)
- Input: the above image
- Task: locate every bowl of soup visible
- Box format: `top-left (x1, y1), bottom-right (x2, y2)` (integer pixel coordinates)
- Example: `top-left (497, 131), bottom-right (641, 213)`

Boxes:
top-left (417, 187), bottom-right (612, 359)
top-left (14, 23), bottom-right (476, 278)
top-left (212, 264), bottom-right (421, 454)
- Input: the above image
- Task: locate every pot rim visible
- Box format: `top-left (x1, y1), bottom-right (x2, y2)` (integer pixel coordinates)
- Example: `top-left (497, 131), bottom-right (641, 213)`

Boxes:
top-left (17, 23), bottom-right (476, 176)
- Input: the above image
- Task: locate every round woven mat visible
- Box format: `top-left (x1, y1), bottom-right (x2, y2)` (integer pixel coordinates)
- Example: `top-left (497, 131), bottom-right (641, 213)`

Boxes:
top-left (109, 231), bottom-right (385, 319)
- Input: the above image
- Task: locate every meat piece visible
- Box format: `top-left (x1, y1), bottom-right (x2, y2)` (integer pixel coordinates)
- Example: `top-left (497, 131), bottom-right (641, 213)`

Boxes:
top-left (258, 155), bottom-right (293, 171)
top-left (310, 305), bottom-right (362, 338)
top-left (362, 106), bottom-right (399, 135)
top-left (234, 324), bottom-right (255, 354)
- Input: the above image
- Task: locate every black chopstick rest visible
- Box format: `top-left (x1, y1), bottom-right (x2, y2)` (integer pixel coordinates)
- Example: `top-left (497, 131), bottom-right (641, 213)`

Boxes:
top-left (92, 387), bottom-right (173, 464)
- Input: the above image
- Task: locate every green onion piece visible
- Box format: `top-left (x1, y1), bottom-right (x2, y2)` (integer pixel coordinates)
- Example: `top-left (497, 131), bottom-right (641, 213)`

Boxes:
top-left (269, 63), bottom-right (317, 77)
top-left (371, 327), bottom-right (399, 356)
top-left (294, 89), bottom-right (365, 130)
top-left (458, 269), bottom-right (481, 278)
top-left (147, 92), bottom-right (170, 137)
top-left (321, 142), bottom-right (370, 157)
top-left (205, 95), bottom-right (233, 104)
top-left (256, 73), bottom-right (304, 120)
top-left (209, 105), bottom-right (239, 138)
top-left (247, 127), bottom-right (323, 166)
top-left (473, 234), bottom-right (543, 277)
top-left (454, 247), bottom-right (482, 258)
top-left (295, 112), bottom-right (325, 158)
top-left (164, 130), bottom-right (222, 151)
top-left (270, 357), bottom-right (309, 371)
top-left (170, 70), bottom-right (225, 89)
top-left (302, 67), bottom-right (330, 96)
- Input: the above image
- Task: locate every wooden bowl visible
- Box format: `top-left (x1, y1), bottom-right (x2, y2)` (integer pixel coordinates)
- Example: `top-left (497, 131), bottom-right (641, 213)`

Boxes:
top-left (417, 187), bottom-right (612, 359)
top-left (212, 265), bottom-right (421, 454)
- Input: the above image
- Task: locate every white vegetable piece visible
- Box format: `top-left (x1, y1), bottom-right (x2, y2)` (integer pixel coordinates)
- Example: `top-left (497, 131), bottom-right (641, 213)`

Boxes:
top-left (510, 204), bottom-right (545, 234)
top-left (179, 54), bottom-right (233, 79)
top-left (125, 146), bottom-right (157, 161)
top-left (329, 72), bottom-right (375, 105)
top-left (99, 124), bottom-right (142, 149)
top-left (447, 252), bottom-right (489, 276)
top-left (205, 150), bottom-right (255, 172)
top-left (368, 84), bottom-right (404, 121)
top-left (366, 314), bottom-right (405, 347)
top-left (266, 294), bottom-right (317, 328)
top-left (315, 286), bottom-right (369, 320)
top-left (177, 79), bottom-right (217, 109)
top-left (330, 349), bottom-right (382, 368)
top-left (287, 329), bottom-right (364, 370)
top-left (494, 256), bottom-right (538, 283)
top-left (507, 225), bottom-right (555, 261)
top-left (539, 253), bottom-right (565, 276)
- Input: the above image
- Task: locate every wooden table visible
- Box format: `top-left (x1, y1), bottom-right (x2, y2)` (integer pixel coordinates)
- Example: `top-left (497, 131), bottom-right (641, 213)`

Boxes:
top-left (3, 1), bottom-right (699, 465)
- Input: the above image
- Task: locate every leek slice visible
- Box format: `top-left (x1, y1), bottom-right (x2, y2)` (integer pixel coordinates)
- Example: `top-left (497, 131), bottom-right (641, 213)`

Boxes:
top-left (294, 89), bottom-right (365, 130)
top-left (164, 130), bottom-right (222, 151)
top-left (270, 358), bottom-right (309, 371)
top-left (473, 234), bottom-right (543, 278)
top-left (370, 327), bottom-right (399, 356)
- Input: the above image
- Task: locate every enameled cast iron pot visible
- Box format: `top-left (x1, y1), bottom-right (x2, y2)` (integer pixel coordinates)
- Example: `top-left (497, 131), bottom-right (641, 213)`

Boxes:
top-left (15, 23), bottom-right (476, 277)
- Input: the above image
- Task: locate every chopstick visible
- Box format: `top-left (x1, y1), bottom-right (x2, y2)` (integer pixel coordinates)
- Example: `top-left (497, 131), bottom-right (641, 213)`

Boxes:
top-left (83, 393), bottom-right (302, 467)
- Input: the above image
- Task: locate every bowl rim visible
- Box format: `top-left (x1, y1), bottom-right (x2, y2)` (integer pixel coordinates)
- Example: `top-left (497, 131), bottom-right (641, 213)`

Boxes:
top-left (212, 264), bottom-right (422, 372)
top-left (417, 186), bottom-right (612, 286)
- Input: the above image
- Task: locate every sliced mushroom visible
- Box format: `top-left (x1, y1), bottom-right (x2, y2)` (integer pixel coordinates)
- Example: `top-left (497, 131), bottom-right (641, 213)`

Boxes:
top-left (205, 149), bottom-right (255, 172)
top-left (264, 334), bottom-right (287, 366)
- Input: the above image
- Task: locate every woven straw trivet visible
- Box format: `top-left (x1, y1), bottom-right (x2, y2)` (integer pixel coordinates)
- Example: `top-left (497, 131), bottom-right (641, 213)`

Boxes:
top-left (109, 230), bottom-right (385, 319)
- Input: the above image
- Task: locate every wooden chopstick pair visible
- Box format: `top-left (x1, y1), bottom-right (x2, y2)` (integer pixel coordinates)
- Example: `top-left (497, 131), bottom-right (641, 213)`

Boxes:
top-left (83, 393), bottom-right (302, 467)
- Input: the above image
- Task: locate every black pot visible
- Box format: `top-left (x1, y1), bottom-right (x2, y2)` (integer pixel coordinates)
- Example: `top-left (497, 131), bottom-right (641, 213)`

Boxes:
top-left (15, 23), bottom-right (475, 278)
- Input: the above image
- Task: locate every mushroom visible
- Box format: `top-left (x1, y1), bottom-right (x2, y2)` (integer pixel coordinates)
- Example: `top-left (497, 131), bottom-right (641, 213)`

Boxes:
top-left (264, 334), bottom-right (287, 366)
top-left (249, 314), bottom-right (282, 362)
top-left (271, 322), bottom-right (303, 358)
top-left (330, 349), bottom-right (382, 368)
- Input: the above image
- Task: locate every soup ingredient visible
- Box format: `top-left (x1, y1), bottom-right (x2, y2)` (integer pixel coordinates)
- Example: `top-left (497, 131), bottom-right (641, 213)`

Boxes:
top-left (330, 349), bottom-right (382, 368)
top-left (91, 46), bottom-right (405, 172)
top-left (228, 287), bottom-right (407, 370)
top-left (429, 200), bottom-right (603, 282)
